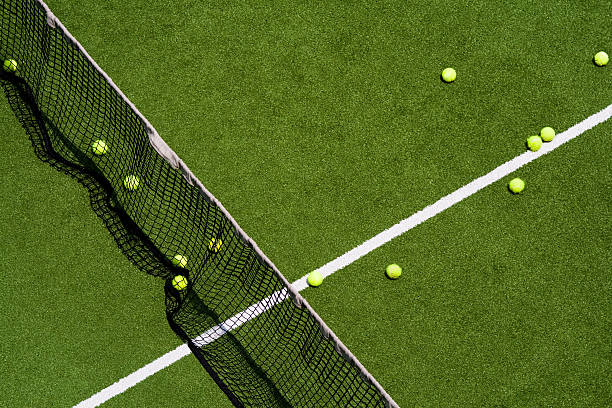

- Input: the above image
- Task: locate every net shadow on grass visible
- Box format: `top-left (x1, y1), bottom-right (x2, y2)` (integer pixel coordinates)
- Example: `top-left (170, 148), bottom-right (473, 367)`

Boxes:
top-left (1, 72), bottom-right (290, 407)
top-left (0, 1), bottom-right (398, 406)
top-left (0, 71), bottom-right (172, 279)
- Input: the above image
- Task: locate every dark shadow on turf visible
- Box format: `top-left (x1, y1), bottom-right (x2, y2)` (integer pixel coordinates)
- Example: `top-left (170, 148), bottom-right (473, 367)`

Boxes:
top-left (0, 71), bottom-right (173, 279)
top-left (0, 71), bottom-right (291, 408)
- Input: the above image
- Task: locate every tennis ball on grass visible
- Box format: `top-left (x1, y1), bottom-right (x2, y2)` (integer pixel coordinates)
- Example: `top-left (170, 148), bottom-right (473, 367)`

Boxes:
top-left (3, 59), bottom-right (17, 73)
top-left (172, 275), bottom-right (188, 291)
top-left (441, 67), bottom-right (456, 83)
top-left (386, 264), bottom-right (402, 279)
top-left (172, 254), bottom-right (187, 268)
top-left (123, 175), bottom-right (140, 191)
top-left (594, 51), bottom-right (608, 66)
top-left (208, 238), bottom-right (223, 253)
top-left (508, 178), bottom-right (525, 194)
top-left (540, 127), bottom-right (555, 142)
top-left (92, 140), bottom-right (108, 155)
top-left (307, 271), bottom-right (323, 287)
top-left (526, 135), bottom-right (542, 151)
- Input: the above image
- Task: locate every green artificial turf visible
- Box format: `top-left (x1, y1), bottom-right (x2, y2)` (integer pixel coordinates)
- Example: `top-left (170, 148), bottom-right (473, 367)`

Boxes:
top-left (305, 119), bottom-right (612, 406)
top-left (0, 98), bottom-right (228, 406)
top-left (1, 0), bottom-right (610, 406)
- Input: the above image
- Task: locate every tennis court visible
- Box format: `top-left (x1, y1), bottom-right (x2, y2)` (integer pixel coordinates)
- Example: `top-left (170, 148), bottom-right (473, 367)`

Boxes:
top-left (1, 0), bottom-right (610, 406)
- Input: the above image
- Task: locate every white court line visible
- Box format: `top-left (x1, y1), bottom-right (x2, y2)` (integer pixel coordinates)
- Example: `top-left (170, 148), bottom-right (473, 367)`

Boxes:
top-left (74, 289), bottom-right (290, 408)
top-left (74, 103), bottom-right (612, 408)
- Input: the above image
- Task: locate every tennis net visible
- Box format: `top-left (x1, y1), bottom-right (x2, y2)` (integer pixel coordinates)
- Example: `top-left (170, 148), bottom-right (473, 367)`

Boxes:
top-left (0, 1), bottom-right (398, 406)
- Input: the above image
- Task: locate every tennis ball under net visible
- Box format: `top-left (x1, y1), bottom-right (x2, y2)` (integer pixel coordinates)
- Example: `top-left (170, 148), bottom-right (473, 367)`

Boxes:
top-left (124, 175), bottom-right (140, 191)
top-left (92, 140), bottom-right (108, 155)
top-left (208, 238), bottom-right (223, 252)
top-left (172, 275), bottom-right (188, 291)
top-left (3, 59), bottom-right (17, 73)
top-left (172, 254), bottom-right (187, 268)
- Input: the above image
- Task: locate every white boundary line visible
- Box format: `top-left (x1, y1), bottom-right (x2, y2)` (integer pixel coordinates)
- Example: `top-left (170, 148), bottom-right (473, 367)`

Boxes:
top-left (74, 103), bottom-right (612, 407)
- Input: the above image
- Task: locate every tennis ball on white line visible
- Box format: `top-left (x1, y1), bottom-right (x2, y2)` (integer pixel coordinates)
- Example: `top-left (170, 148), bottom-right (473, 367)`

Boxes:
top-left (172, 254), bottom-right (187, 268)
top-left (91, 139), bottom-right (108, 155)
top-left (594, 51), bottom-right (608, 66)
top-left (208, 238), bottom-right (223, 253)
top-left (3, 59), bottom-right (17, 73)
top-left (386, 264), bottom-right (402, 279)
top-left (172, 275), bottom-right (188, 291)
top-left (526, 135), bottom-right (542, 151)
top-left (540, 126), bottom-right (555, 142)
top-left (508, 178), bottom-right (525, 194)
top-left (441, 67), bottom-right (456, 83)
top-left (123, 174), bottom-right (140, 191)
top-left (307, 271), bottom-right (323, 287)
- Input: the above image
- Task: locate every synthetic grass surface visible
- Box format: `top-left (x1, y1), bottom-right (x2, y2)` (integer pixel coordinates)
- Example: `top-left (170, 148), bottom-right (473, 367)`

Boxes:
top-left (0, 101), bottom-right (228, 406)
top-left (304, 119), bottom-right (611, 406)
top-left (1, 0), bottom-right (610, 406)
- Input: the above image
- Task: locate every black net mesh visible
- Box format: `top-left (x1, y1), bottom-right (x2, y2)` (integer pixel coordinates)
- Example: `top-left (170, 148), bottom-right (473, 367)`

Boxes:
top-left (0, 1), bottom-right (396, 407)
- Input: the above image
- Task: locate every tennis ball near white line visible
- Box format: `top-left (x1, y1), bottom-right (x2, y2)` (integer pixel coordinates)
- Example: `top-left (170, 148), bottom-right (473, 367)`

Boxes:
top-left (508, 178), bottom-right (525, 194)
top-left (540, 126), bottom-right (555, 142)
top-left (526, 135), bottom-right (542, 152)
top-left (208, 238), bottom-right (223, 253)
top-left (172, 254), bottom-right (187, 268)
top-left (307, 271), bottom-right (323, 287)
top-left (594, 51), bottom-right (608, 66)
top-left (172, 275), bottom-right (188, 291)
top-left (123, 175), bottom-right (140, 191)
top-left (91, 139), bottom-right (108, 155)
top-left (3, 59), bottom-right (17, 73)
top-left (441, 67), bottom-right (456, 83)
top-left (386, 264), bottom-right (402, 279)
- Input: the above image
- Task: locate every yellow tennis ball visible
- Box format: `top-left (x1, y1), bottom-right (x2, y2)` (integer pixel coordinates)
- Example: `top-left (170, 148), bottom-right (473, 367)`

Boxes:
top-left (508, 178), bottom-right (525, 194)
top-left (172, 254), bottom-right (187, 268)
top-left (123, 175), bottom-right (140, 191)
top-left (172, 275), bottom-right (188, 291)
top-left (3, 59), bottom-right (17, 73)
top-left (441, 67), bottom-right (456, 83)
top-left (92, 140), bottom-right (108, 155)
top-left (386, 264), bottom-right (402, 279)
top-left (208, 238), bottom-right (223, 252)
top-left (540, 127), bottom-right (555, 142)
top-left (307, 271), bottom-right (323, 287)
top-left (526, 135), bottom-right (542, 151)
top-left (594, 51), bottom-right (608, 66)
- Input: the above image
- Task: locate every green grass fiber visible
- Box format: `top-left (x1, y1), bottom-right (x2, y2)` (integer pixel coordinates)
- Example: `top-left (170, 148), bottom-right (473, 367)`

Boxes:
top-left (0, 0), bottom-right (609, 406)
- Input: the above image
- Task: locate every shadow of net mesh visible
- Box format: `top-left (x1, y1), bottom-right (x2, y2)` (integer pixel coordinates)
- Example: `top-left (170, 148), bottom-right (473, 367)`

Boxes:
top-left (0, 1), bottom-right (398, 407)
